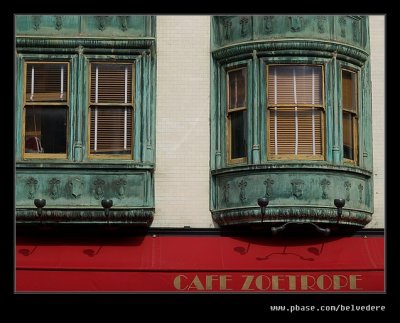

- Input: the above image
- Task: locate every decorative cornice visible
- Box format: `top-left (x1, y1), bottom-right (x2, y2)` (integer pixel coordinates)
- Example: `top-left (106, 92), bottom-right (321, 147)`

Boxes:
top-left (211, 163), bottom-right (372, 178)
top-left (212, 40), bottom-right (369, 64)
top-left (212, 206), bottom-right (371, 227)
top-left (16, 208), bottom-right (154, 226)
top-left (16, 161), bottom-right (155, 171)
top-left (16, 37), bottom-right (155, 54)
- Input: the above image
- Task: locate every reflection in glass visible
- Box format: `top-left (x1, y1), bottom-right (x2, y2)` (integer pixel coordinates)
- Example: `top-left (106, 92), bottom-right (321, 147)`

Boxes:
top-left (230, 111), bottom-right (247, 159)
top-left (25, 106), bottom-right (67, 154)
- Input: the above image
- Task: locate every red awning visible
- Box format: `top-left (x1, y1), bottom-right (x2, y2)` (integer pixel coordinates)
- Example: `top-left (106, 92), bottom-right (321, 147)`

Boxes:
top-left (16, 235), bottom-right (384, 292)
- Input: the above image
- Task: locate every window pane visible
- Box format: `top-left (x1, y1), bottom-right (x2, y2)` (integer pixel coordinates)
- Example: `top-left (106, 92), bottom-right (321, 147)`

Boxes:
top-left (230, 110), bottom-right (247, 159)
top-left (228, 68), bottom-right (247, 109)
top-left (26, 63), bottom-right (68, 102)
top-left (90, 107), bottom-right (133, 155)
top-left (343, 111), bottom-right (354, 160)
top-left (25, 106), bottom-right (67, 154)
top-left (269, 107), bottom-right (322, 156)
top-left (90, 63), bottom-right (133, 104)
top-left (342, 70), bottom-right (357, 112)
top-left (268, 65), bottom-right (322, 106)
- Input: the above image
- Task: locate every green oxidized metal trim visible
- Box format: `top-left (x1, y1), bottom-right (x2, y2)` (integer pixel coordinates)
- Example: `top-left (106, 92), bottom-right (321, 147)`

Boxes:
top-left (16, 37), bottom-right (155, 52)
top-left (212, 40), bottom-right (368, 63)
top-left (212, 207), bottom-right (371, 227)
top-left (211, 163), bottom-right (372, 177)
top-left (16, 208), bottom-right (154, 226)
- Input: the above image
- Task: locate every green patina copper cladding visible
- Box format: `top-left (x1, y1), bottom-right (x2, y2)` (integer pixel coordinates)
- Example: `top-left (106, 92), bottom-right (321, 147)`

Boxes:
top-left (210, 16), bottom-right (373, 229)
top-left (15, 16), bottom-right (156, 227)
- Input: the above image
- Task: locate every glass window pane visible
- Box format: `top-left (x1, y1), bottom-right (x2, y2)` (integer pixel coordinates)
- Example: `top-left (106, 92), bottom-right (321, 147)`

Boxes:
top-left (230, 110), bottom-right (247, 159)
top-left (90, 107), bottom-right (133, 155)
top-left (26, 63), bottom-right (68, 102)
top-left (268, 65), bottom-right (322, 106)
top-left (228, 68), bottom-right (247, 109)
top-left (343, 111), bottom-right (354, 160)
top-left (25, 106), bottom-right (67, 154)
top-left (342, 70), bottom-right (357, 112)
top-left (90, 63), bottom-right (133, 104)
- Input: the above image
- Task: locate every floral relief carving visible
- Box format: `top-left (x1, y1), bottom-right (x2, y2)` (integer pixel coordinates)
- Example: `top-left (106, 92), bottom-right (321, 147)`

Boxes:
top-left (352, 20), bottom-right (360, 42)
top-left (317, 16), bottom-right (326, 33)
top-left (264, 16), bottom-right (274, 34)
top-left (95, 16), bottom-right (109, 31)
top-left (48, 178), bottom-right (61, 200)
top-left (320, 179), bottom-right (330, 199)
top-left (264, 178), bottom-right (274, 198)
top-left (118, 16), bottom-right (129, 32)
top-left (339, 16), bottom-right (347, 37)
top-left (68, 178), bottom-right (83, 199)
top-left (223, 18), bottom-right (232, 40)
top-left (222, 183), bottom-right (230, 204)
top-left (291, 179), bottom-right (304, 199)
top-left (54, 15), bottom-right (63, 30)
top-left (32, 16), bottom-right (41, 31)
top-left (288, 16), bottom-right (302, 32)
top-left (344, 181), bottom-right (351, 201)
top-left (26, 177), bottom-right (38, 199)
top-left (240, 17), bottom-right (249, 36)
top-left (238, 179), bottom-right (247, 203)
top-left (115, 177), bottom-right (127, 199)
top-left (93, 178), bottom-right (105, 200)
top-left (358, 184), bottom-right (363, 203)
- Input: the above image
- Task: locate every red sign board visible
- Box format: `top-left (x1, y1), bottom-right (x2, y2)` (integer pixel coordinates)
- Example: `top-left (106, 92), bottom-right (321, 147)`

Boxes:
top-left (16, 235), bottom-right (384, 292)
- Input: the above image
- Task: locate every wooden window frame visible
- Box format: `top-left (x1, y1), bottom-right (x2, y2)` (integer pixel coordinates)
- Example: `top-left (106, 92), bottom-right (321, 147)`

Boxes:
top-left (22, 61), bottom-right (70, 160)
top-left (341, 68), bottom-right (359, 165)
top-left (87, 61), bottom-right (135, 160)
top-left (226, 66), bottom-right (248, 164)
top-left (266, 64), bottom-right (326, 161)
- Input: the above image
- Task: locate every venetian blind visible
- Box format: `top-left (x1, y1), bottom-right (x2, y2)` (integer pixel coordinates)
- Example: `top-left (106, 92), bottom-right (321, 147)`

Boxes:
top-left (267, 65), bottom-right (323, 157)
top-left (26, 63), bottom-right (68, 102)
top-left (89, 63), bottom-right (134, 155)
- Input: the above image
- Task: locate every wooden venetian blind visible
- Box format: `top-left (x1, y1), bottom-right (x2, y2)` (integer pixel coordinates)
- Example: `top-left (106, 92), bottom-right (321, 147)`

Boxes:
top-left (26, 63), bottom-right (68, 102)
top-left (342, 70), bottom-right (357, 112)
top-left (267, 65), bottom-right (324, 158)
top-left (89, 62), bottom-right (134, 156)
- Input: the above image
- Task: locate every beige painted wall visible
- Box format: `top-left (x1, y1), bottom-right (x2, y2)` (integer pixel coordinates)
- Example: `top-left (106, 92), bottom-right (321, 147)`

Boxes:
top-left (154, 15), bottom-right (385, 229)
top-left (154, 16), bottom-right (212, 227)
top-left (368, 15), bottom-right (385, 228)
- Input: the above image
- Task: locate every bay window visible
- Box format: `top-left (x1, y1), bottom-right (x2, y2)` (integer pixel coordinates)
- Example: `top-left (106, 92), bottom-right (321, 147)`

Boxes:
top-left (211, 15), bottom-right (373, 229)
top-left (16, 15), bottom-right (156, 228)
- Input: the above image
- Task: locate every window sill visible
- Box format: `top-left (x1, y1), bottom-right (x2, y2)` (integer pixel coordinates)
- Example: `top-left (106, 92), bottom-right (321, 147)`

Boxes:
top-left (211, 162), bottom-right (372, 177)
top-left (16, 161), bottom-right (155, 170)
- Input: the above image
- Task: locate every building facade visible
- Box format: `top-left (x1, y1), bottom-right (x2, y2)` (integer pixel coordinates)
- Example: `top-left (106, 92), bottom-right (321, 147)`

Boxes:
top-left (15, 15), bottom-right (384, 293)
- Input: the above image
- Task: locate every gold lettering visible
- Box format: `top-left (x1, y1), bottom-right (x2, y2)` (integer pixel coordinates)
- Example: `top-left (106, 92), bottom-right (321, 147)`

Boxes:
top-left (188, 275), bottom-right (204, 290)
top-left (255, 275), bottom-right (271, 290)
top-left (317, 275), bottom-right (332, 290)
top-left (333, 275), bottom-right (348, 290)
top-left (220, 275), bottom-right (233, 290)
top-left (349, 275), bottom-right (362, 290)
top-left (205, 275), bottom-right (219, 290)
top-left (271, 275), bottom-right (284, 290)
top-left (286, 275), bottom-right (297, 290)
top-left (301, 275), bottom-right (316, 290)
top-left (241, 275), bottom-right (255, 290)
top-left (173, 275), bottom-right (188, 290)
